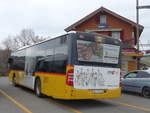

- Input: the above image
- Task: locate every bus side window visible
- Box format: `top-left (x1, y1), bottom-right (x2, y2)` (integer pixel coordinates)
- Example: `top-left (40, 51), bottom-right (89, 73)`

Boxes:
top-left (53, 56), bottom-right (67, 74)
top-left (8, 58), bottom-right (13, 64)
top-left (53, 45), bottom-right (68, 74)
top-left (36, 61), bottom-right (48, 72)
top-left (8, 58), bottom-right (13, 70)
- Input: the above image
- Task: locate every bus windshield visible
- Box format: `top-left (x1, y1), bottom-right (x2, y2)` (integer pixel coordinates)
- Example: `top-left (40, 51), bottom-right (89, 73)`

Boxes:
top-left (77, 39), bottom-right (120, 64)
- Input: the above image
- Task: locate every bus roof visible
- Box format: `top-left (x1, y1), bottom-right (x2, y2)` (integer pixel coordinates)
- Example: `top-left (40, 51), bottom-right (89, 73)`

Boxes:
top-left (12, 31), bottom-right (121, 53)
top-left (13, 33), bottom-right (69, 53)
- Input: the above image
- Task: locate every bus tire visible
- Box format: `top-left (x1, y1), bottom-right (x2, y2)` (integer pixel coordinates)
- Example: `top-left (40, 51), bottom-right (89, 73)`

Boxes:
top-left (35, 78), bottom-right (43, 97)
top-left (12, 75), bottom-right (17, 87)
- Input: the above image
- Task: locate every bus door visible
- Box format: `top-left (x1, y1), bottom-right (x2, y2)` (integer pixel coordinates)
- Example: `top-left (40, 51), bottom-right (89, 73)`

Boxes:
top-left (23, 49), bottom-right (36, 89)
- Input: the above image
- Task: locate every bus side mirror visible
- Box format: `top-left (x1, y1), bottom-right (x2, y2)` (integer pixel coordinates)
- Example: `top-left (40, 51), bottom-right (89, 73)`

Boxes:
top-left (8, 58), bottom-right (13, 64)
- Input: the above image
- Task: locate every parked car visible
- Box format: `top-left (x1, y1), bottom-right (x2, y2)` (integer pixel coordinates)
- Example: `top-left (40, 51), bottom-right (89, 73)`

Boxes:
top-left (121, 70), bottom-right (150, 98)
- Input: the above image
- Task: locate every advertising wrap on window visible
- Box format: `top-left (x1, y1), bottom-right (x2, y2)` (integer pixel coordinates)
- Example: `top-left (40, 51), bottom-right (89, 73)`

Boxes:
top-left (77, 40), bottom-right (120, 64)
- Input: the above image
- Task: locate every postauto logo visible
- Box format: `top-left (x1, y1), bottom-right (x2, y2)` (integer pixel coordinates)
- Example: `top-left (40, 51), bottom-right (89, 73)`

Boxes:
top-left (107, 70), bottom-right (118, 75)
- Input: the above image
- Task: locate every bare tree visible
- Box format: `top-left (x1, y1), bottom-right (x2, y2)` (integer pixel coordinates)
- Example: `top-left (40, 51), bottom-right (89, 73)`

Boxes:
top-left (1, 28), bottom-right (47, 76)
top-left (16, 29), bottom-right (46, 47)
top-left (3, 28), bottom-right (46, 51)
top-left (0, 49), bottom-right (11, 76)
top-left (3, 36), bottom-right (19, 51)
top-left (18, 29), bottom-right (35, 46)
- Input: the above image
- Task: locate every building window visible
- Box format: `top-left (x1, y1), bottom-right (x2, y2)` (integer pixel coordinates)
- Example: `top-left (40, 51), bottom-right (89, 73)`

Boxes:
top-left (112, 31), bottom-right (120, 40)
top-left (100, 15), bottom-right (106, 24)
top-left (132, 32), bottom-right (135, 39)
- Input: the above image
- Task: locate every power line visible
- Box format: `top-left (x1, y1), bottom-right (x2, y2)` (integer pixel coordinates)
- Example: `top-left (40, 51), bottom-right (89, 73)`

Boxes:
top-left (138, 5), bottom-right (150, 9)
top-left (139, 40), bottom-right (144, 50)
top-left (140, 44), bottom-right (150, 47)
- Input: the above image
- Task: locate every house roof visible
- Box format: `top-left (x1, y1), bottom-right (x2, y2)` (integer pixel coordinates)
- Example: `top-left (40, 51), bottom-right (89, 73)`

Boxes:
top-left (64, 7), bottom-right (144, 33)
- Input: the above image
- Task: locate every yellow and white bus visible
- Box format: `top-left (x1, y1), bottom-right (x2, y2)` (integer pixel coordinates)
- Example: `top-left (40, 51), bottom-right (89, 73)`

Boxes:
top-left (8, 32), bottom-right (122, 99)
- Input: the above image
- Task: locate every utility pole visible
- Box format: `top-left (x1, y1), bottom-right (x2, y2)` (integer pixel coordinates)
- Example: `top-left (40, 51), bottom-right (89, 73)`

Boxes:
top-left (138, 5), bottom-right (150, 9)
top-left (136, 0), bottom-right (140, 70)
top-left (136, 0), bottom-right (150, 69)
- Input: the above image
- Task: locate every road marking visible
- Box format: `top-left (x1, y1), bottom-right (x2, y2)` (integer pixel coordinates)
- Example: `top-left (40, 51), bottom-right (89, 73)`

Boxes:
top-left (106, 99), bottom-right (150, 112)
top-left (49, 99), bottom-right (83, 113)
top-left (0, 89), bottom-right (32, 113)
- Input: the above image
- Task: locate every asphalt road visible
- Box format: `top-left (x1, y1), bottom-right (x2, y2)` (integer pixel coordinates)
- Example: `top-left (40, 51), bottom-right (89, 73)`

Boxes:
top-left (0, 77), bottom-right (150, 113)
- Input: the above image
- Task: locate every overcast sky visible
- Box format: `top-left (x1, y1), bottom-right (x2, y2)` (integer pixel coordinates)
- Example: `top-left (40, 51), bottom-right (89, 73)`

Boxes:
top-left (0, 0), bottom-right (150, 49)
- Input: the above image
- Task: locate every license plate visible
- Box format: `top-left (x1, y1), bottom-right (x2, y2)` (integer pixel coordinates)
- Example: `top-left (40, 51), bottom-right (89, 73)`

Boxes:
top-left (92, 90), bottom-right (104, 94)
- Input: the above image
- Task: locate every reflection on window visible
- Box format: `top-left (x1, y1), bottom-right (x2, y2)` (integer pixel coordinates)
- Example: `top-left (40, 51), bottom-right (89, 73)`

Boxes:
top-left (36, 45), bottom-right (68, 74)
top-left (125, 73), bottom-right (137, 78)
top-left (53, 46), bottom-right (67, 74)
top-left (137, 71), bottom-right (150, 78)
top-left (11, 50), bottom-right (25, 70)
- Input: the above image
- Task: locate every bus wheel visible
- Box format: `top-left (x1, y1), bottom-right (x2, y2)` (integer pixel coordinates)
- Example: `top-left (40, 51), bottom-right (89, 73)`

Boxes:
top-left (12, 75), bottom-right (17, 87)
top-left (35, 78), bottom-right (43, 97)
top-left (142, 87), bottom-right (150, 98)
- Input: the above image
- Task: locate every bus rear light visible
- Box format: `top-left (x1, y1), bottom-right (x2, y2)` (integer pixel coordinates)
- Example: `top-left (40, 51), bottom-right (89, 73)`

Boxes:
top-left (66, 69), bottom-right (74, 86)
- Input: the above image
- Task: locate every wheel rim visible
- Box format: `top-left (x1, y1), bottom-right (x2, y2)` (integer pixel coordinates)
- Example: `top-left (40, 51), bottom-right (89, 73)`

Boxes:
top-left (13, 76), bottom-right (16, 85)
top-left (36, 80), bottom-right (41, 95)
top-left (143, 88), bottom-right (150, 98)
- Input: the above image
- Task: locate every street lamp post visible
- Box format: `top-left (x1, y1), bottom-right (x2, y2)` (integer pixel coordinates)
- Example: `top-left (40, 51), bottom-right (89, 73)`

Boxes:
top-left (136, 0), bottom-right (150, 69)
